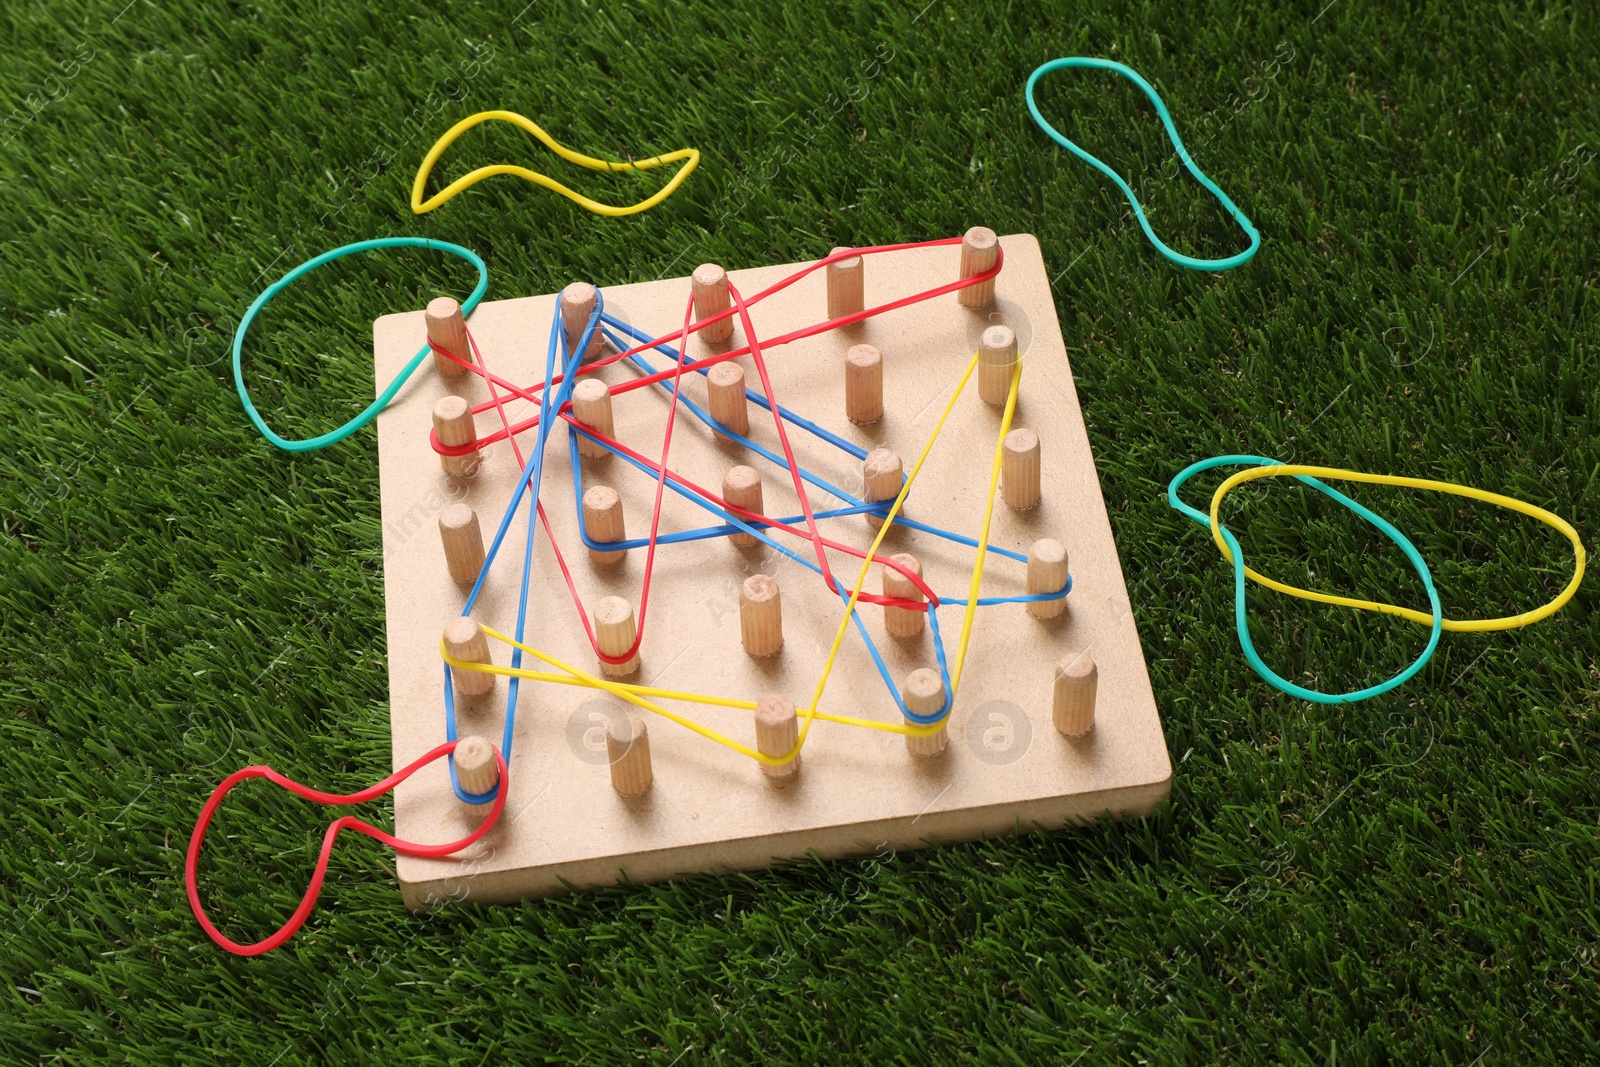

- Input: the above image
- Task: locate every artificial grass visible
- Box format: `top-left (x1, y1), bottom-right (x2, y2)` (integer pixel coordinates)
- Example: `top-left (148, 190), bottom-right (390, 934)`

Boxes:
top-left (1, 0), bottom-right (1597, 1061)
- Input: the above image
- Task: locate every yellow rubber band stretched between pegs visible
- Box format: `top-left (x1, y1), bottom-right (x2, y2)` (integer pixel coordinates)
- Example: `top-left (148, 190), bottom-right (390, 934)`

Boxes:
top-left (1208, 465), bottom-right (1587, 633)
top-left (411, 110), bottom-right (700, 216)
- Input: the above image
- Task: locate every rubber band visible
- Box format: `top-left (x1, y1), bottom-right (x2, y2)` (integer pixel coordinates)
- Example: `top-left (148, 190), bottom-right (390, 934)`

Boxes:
top-left (1207, 465), bottom-right (1587, 633)
top-left (1168, 455), bottom-right (1443, 703)
top-left (1025, 57), bottom-right (1261, 271)
top-left (231, 237), bottom-right (489, 452)
top-left (411, 110), bottom-right (699, 217)
top-left (185, 739), bottom-right (507, 956)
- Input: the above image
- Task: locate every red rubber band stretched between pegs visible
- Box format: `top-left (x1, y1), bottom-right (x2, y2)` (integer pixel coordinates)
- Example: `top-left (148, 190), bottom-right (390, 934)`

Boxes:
top-left (185, 739), bottom-right (507, 957)
top-left (425, 238), bottom-right (1005, 456)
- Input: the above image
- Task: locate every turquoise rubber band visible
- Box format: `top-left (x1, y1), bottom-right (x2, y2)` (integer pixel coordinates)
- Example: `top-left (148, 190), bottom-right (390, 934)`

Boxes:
top-left (1025, 57), bottom-right (1261, 271)
top-left (231, 237), bottom-right (490, 452)
top-left (1167, 455), bottom-right (1443, 704)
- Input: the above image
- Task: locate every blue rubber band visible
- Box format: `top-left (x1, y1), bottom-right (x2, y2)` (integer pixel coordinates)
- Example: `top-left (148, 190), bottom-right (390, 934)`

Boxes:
top-left (232, 237), bottom-right (490, 451)
top-left (1168, 455), bottom-right (1442, 704)
top-left (1025, 57), bottom-right (1261, 271)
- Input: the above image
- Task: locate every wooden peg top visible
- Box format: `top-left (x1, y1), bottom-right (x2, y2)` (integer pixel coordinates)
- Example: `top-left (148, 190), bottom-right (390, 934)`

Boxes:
top-left (692, 263), bottom-right (728, 290)
top-left (573, 377), bottom-right (609, 405)
top-left (755, 693), bottom-right (797, 731)
top-left (903, 667), bottom-right (944, 707)
top-left (1030, 537), bottom-right (1066, 568)
top-left (595, 595), bottom-right (634, 629)
top-left (963, 226), bottom-right (998, 254)
top-left (707, 361), bottom-right (744, 389)
top-left (1004, 427), bottom-right (1039, 455)
top-left (1058, 652), bottom-right (1096, 684)
top-left (453, 734), bottom-right (499, 797)
top-left (433, 394), bottom-right (472, 427)
top-left (443, 614), bottom-right (485, 650)
top-left (980, 325), bottom-right (1017, 361)
top-left (846, 344), bottom-right (881, 370)
top-left (426, 296), bottom-right (463, 326)
top-left (724, 464), bottom-right (760, 495)
top-left (562, 281), bottom-right (597, 313)
top-left (439, 501), bottom-right (475, 535)
top-left (864, 446), bottom-right (902, 483)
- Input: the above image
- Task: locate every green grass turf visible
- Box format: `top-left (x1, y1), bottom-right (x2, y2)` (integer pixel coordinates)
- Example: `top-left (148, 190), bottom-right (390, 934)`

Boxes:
top-left (2, 0), bottom-right (1597, 1061)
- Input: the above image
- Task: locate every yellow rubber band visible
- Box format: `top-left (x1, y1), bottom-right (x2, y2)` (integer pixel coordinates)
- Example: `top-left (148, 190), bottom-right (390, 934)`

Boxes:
top-left (1209, 465), bottom-right (1587, 633)
top-left (411, 110), bottom-right (700, 216)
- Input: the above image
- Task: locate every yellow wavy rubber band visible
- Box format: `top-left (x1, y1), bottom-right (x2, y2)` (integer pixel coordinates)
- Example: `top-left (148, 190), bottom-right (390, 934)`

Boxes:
top-left (437, 351), bottom-right (1021, 764)
top-left (411, 110), bottom-right (700, 216)
top-left (1209, 465), bottom-right (1587, 633)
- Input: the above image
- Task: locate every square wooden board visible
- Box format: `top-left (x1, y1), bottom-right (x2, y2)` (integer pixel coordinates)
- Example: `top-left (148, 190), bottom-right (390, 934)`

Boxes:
top-left (372, 234), bottom-right (1171, 908)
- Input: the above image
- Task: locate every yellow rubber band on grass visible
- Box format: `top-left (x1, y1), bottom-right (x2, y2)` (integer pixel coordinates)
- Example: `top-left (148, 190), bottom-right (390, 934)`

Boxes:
top-left (412, 110), bottom-right (700, 216)
top-left (1209, 465), bottom-right (1586, 633)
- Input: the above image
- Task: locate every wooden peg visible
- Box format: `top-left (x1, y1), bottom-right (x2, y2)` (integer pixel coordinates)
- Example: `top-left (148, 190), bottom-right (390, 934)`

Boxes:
top-left (453, 734), bottom-right (499, 800)
top-left (571, 377), bottom-right (616, 459)
top-left (739, 575), bottom-right (783, 658)
top-left (594, 595), bottom-right (640, 676)
top-left (722, 465), bottom-right (764, 547)
top-left (1052, 653), bottom-right (1097, 737)
top-left (863, 447), bottom-right (904, 528)
top-left (1002, 428), bottom-right (1041, 510)
top-left (432, 395), bottom-right (482, 478)
top-left (845, 344), bottom-right (883, 425)
top-left (881, 552), bottom-right (925, 638)
top-left (438, 502), bottom-right (485, 584)
top-left (583, 485), bottom-right (627, 565)
top-left (901, 668), bottom-right (948, 757)
top-left (827, 247), bottom-right (864, 320)
top-left (978, 324), bottom-right (1018, 407)
top-left (425, 296), bottom-right (470, 375)
top-left (958, 226), bottom-right (1000, 308)
top-left (707, 361), bottom-right (750, 439)
top-left (605, 710), bottom-right (653, 796)
top-left (754, 694), bottom-right (800, 782)
top-left (560, 281), bottom-right (604, 361)
top-left (691, 263), bottom-right (734, 343)
top-left (1027, 538), bottom-right (1069, 619)
top-left (443, 616), bottom-right (495, 696)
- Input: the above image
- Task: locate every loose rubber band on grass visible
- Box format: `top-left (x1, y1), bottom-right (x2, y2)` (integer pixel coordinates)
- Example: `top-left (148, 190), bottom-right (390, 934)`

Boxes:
top-left (411, 110), bottom-right (700, 217)
top-left (1168, 455), bottom-right (1443, 704)
top-left (231, 237), bottom-right (489, 452)
top-left (1207, 465), bottom-right (1587, 633)
top-left (1025, 57), bottom-right (1261, 271)
top-left (185, 739), bottom-right (507, 957)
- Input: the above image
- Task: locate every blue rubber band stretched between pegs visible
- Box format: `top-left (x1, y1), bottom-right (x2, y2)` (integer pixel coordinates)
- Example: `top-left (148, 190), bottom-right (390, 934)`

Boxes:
top-left (232, 237), bottom-right (490, 452)
top-left (1167, 455), bottom-right (1443, 704)
top-left (1025, 57), bottom-right (1261, 271)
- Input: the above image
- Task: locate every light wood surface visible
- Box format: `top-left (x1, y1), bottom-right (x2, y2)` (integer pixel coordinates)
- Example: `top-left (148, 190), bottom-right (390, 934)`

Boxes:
top-left (372, 235), bottom-right (1170, 908)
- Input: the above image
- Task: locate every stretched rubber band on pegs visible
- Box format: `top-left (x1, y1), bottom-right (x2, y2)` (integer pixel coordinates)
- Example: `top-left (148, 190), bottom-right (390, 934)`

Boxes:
top-left (411, 110), bottom-right (700, 217)
top-left (1025, 57), bottom-right (1261, 271)
top-left (1168, 455), bottom-right (1443, 704)
top-left (231, 237), bottom-right (489, 452)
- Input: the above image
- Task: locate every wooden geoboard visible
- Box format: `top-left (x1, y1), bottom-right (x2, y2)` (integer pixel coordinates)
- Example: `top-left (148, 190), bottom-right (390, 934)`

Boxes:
top-left (371, 234), bottom-right (1170, 909)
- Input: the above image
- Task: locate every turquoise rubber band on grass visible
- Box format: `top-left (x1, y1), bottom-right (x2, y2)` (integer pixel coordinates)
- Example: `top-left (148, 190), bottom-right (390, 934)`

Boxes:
top-left (1167, 455), bottom-right (1443, 704)
top-left (1025, 57), bottom-right (1261, 271)
top-left (232, 237), bottom-right (490, 452)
